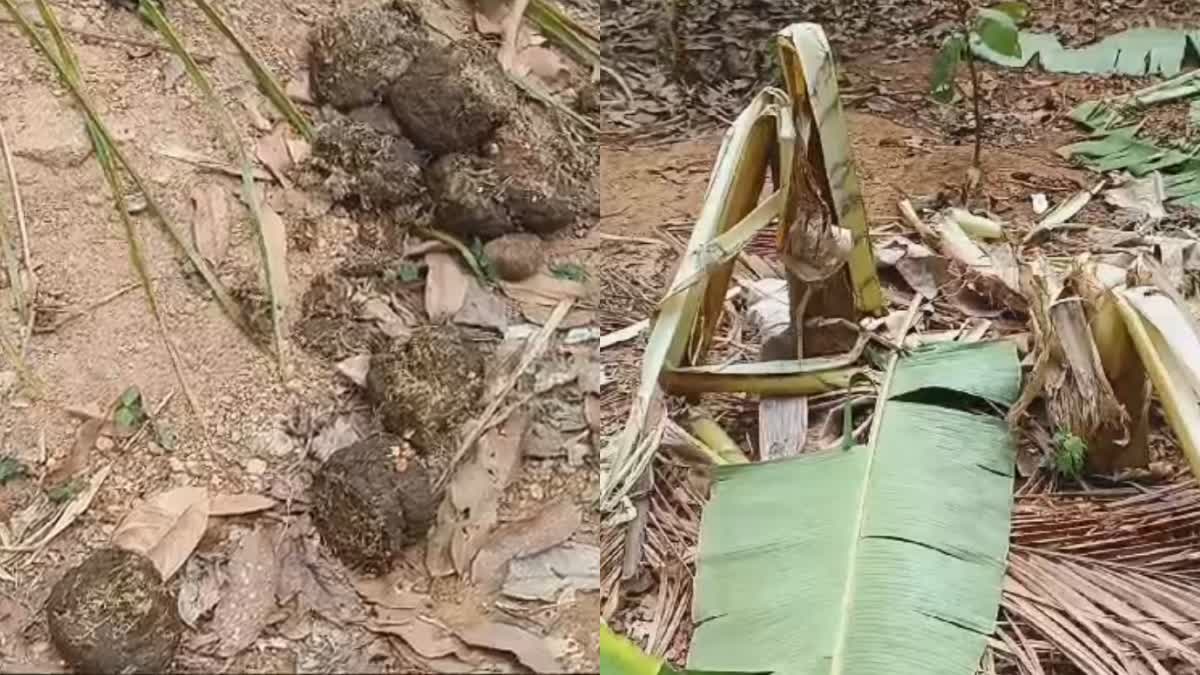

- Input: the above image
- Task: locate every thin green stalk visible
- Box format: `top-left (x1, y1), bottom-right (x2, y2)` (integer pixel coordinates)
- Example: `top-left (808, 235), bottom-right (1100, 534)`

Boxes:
top-left (188, 0), bottom-right (314, 142)
top-left (527, 0), bottom-right (598, 66)
top-left (32, 0), bottom-right (201, 415)
top-left (0, 0), bottom-right (260, 351)
top-left (139, 0), bottom-right (289, 374)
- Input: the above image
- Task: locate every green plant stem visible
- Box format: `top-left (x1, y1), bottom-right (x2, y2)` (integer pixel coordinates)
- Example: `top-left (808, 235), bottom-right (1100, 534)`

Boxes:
top-left (959, 0), bottom-right (983, 169)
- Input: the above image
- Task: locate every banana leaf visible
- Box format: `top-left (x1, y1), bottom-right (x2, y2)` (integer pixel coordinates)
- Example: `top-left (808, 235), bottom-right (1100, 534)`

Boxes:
top-left (688, 341), bottom-right (1021, 675)
top-left (973, 28), bottom-right (1200, 77)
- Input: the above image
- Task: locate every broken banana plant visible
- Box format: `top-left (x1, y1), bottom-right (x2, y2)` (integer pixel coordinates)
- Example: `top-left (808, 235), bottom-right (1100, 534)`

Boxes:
top-left (601, 23), bottom-right (883, 510)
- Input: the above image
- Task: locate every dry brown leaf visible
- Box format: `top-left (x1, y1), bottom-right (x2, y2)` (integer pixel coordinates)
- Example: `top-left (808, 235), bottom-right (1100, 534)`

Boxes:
top-left (259, 200), bottom-right (290, 326)
top-left (286, 138), bottom-right (312, 165)
top-left (368, 616), bottom-right (462, 659)
top-left (256, 127), bottom-right (293, 188)
top-left (473, 0), bottom-right (506, 34)
top-left (336, 354), bottom-right (371, 387)
top-left (430, 412), bottom-right (529, 576)
top-left (471, 498), bottom-right (581, 585)
top-left (519, 303), bottom-right (594, 329)
top-left (0, 594), bottom-right (29, 636)
top-left (425, 252), bottom-right (470, 323)
top-left (111, 486), bottom-right (210, 581)
top-left (190, 183), bottom-right (231, 266)
top-left (212, 527), bottom-right (279, 657)
top-left (45, 418), bottom-right (102, 489)
top-left (177, 556), bottom-right (224, 628)
top-left (208, 493), bottom-right (277, 517)
top-left (276, 529), bottom-right (366, 624)
top-left (286, 71), bottom-right (313, 104)
top-left (452, 620), bottom-right (560, 673)
top-left (513, 46), bottom-right (571, 91)
top-left (361, 297), bottom-right (411, 339)
top-left (500, 273), bottom-right (588, 307)
top-left (353, 571), bottom-right (433, 610)
top-left (240, 90), bottom-right (273, 132)
top-left (454, 279), bottom-right (511, 330)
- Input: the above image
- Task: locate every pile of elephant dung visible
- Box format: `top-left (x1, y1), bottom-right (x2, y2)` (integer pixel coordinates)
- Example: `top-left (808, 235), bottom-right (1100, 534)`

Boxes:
top-left (310, 436), bottom-right (437, 574)
top-left (308, 0), bottom-right (597, 243)
top-left (46, 548), bottom-right (183, 674)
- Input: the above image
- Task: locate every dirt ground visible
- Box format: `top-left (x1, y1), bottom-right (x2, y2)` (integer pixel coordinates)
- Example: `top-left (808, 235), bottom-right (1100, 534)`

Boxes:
top-left (599, 1), bottom-right (1200, 672)
top-left (0, 0), bottom-right (599, 672)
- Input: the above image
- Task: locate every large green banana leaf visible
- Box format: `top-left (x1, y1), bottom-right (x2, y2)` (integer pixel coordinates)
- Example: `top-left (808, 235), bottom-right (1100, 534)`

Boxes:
top-left (688, 341), bottom-right (1021, 675)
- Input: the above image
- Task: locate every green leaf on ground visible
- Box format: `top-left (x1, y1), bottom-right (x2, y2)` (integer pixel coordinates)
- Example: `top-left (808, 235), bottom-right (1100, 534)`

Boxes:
top-left (931, 35), bottom-right (965, 103)
top-left (975, 8), bottom-right (1022, 58)
top-left (550, 262), bottom-right (588, 282)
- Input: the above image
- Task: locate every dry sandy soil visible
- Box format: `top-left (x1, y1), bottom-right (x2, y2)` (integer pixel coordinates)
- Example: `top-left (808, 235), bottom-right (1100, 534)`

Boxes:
top-left (0, 0), bottom-right (600, 672)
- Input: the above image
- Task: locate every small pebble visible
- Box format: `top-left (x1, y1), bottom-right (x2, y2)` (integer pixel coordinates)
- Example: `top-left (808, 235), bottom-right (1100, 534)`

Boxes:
top-left (245, 458), bottom-right (268, 475)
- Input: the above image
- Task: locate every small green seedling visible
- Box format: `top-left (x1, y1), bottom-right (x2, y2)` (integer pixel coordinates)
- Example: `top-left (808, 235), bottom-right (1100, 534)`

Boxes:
top-left (551, 262), bottom-right (588, 282)
top-left (114, 386), bottom-right (147, 432)
top-left (48, 478), bottom-right (85, 503)
top-left (931, 1), bottom-right (1027, 175)
top-left (470, 238), bottom-right (499, 285)
top-left (0, 456), bottom-right (28, 485)
top-left (1052, 430), bottom-right (1087, 479)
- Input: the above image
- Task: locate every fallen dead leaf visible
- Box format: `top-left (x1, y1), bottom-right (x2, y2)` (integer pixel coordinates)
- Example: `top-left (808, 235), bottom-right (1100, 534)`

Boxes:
top-left (212, 527), bottom-right (279, 657)
top-left (45, 418), bottom-right (102, 489)
top-left (276, 528), bottom-right (366, 624)
top-left (259, 200), bottom-right (290, 323)
top-left (0, 593), bottom-right (30, 637)
top-left (430, 413), bottom-right (529, 576)
top-left (286, 71), bottom-right (314, 104)
top-left (425, 252), bottom-right (470, 323)
top-left (452, 620), bottom-right (560, 673)
top-left (500, 273), bottom-right (588, 307)
top-left (240, 89), bottom-right (273, 132)
top-left (473, 0), bottom-right (506, 35)
top-left (177, 556), bottom-right (224, 628)
top-left (520, 303), bottom-right (594, 329)
top-left (256, 127), bottom-right (293, 189)
top-left (471, 499), bottom-right (581, 585)
top-left (503, 542), bottom-right (600, 601)
top-left (362, 297), bottom-right (411, 339)
top-left (111, 486), bottom-right (209, 581)
top-left (286, 138), bottom-right (312, 165)
top-left (390, 637), bottom-right (478, 674)
top-left (368, 615), bottom-right (462, 659)
top-left (189, 183), bottom-right (231, 267)
top-left (454, 279), bottom-right (511, 330)
top-left (353, 570), bottom-right (433, 610)
top-left (309, 416), bottom-right (362, 463)
top-left (208, 493), bottom-right (277, 517)
top-left (513, 46), bottom-right (571, 91)
top-left (336, 354), bottom-right (371, 387)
